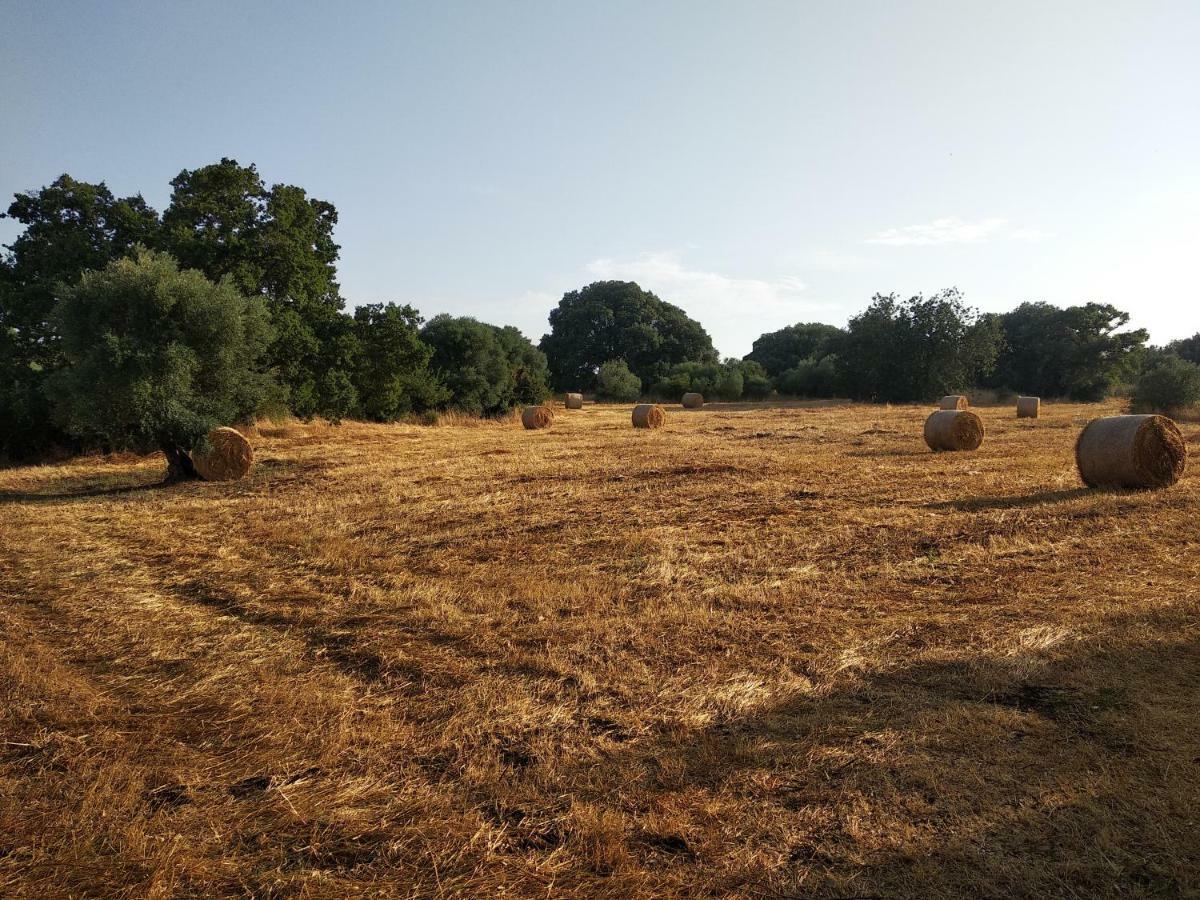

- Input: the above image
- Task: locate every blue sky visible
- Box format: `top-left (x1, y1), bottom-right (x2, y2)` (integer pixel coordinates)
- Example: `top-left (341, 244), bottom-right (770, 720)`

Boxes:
top-left (2, 1), bottom-right (1198, 357)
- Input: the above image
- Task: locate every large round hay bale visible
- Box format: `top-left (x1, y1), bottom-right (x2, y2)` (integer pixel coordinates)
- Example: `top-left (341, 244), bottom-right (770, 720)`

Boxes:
top-left (939, 395), bottom-right (968, 410)
top-left (632, 404), bottom-right (666, 429)
top-left (1075, 414), bottom-right (1186, 489)
top-left (192, 427), bottom-right (254, 482)
top-left (521, 405), bottom-right (555, 430)
top-left (1016, 396), bottom-right (1040, 418)
top-left (565, 393), bottom-right (584, 409)
top-left (923, 410), bottom-right (984, 452)
top-left (681, 392), bottom-right (704, 409)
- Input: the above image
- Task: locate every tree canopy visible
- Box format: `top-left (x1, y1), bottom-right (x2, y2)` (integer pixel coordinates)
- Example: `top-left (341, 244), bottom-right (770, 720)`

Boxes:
top-left (539, 281), bottom-right (717, 391)
top-left (160, 158), bottom-right (349, 418)
top-left (351, 303), bottom-right (447, 422)
top-left (838, 290), bottom-right (1002, 402)
top-left (744, 323), bottom-right (844, 377)
top-left (421, 315), bottom-right (550, 416)
top-left (987, 301), bottom-right (1147, 401)
top-left (45, 249), bottom-right (273, 479)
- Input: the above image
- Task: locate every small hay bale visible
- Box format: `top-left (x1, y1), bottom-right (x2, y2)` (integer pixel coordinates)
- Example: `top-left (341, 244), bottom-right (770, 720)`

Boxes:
top-left (565, 392), bottom-right (583, 409)
top-left (939, 395), bottom-right (968, 410)
top-left (632, 404), bottom-right (666, 429)
top-left (192, 426), bottom-right (254, 482)
top-left (521, 405), bottom-right (555, 430)
top-left (681, 392), bottom-right (704, 409)
top-left (1016, 396), bottom-right (1040, 418)
top-left (923, 410), bottom-right (984, 452)
top-left (1075, 414), bottom-right (1186, 489)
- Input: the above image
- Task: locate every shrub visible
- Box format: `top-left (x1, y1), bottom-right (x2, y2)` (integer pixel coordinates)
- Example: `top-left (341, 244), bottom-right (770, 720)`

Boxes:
top-left (1131, 356), bottom-right (1200, 414)
top-left (595, 359), bottom-right (642, 402)
top-left (775, 355), bottom-right (840, 397)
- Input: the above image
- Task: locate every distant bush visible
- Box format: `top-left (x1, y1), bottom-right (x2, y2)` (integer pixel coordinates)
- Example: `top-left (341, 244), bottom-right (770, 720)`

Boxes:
top-left (652, 360), bottom-right (744, 401)
top-left (595, 359), bottom-right (642, 402)
top-left (1131, 356), bottom-right (1200, 414)
top-left (776, 355), bottom-right (840, 398)
top-left (738, 359), bottom-right (773, 400)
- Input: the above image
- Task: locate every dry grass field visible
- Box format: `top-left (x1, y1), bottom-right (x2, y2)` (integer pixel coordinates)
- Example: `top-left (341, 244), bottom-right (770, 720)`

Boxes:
top-left (2, 400), bottom-right (1199, 897)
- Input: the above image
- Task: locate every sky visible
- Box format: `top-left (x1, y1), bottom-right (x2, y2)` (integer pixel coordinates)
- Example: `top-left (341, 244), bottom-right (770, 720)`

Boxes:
top-left (2, 0), bottom-right (1198, 358)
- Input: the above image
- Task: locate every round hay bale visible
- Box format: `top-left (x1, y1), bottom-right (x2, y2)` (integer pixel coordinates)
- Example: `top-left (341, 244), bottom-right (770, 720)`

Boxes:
top-left (1016, 396), bottom-right (1040, 418)
top-left (564, 392), bottom-right (584, 409)
top-left (192, 426), bottom-right (254, 482)
top-left (521, 405), bottom-right (554, 430)
top-left (681, 392), bottom-right (704, 409)
top-left (923, 410), bottom-right (984, 452)
top-left (632, 403), bottom-right (666, 429)
top-left (939, 395), bottom-right (968, 410)
top-left (1075, 414), bottom-right (1186, 489)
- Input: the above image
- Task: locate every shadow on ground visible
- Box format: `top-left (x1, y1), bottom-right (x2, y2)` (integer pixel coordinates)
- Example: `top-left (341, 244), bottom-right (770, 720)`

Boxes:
top-left (531, 609), bottom-right (1200, 896)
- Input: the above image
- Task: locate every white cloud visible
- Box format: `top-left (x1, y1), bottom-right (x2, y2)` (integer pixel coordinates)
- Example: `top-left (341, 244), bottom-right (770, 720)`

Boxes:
top-left (585, 250), bottom-right (807, 308)
top-left (581, 251), bottom-right (838, 357)
top-left (866, 216), bottom-right (1040, 246)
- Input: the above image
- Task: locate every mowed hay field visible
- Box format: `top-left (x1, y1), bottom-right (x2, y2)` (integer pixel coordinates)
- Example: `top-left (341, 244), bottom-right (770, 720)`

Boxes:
top-left (2, 401), bottom-right (1199, 898)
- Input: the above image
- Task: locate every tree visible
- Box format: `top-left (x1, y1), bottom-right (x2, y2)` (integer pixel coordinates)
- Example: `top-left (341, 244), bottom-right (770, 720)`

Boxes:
top-left (989, 302), bottom-right (1147, 401)
top-left (745, 323), bottom-right (844, 377)
top-left (351, 303), bottom-right (447, 421)
top-left (420, 315), bottom-right (549, 415)
top-left (1132, 356), bottom-right (1200, 414)
top-left (838, 290), bottom-right (1002, 402)
top-left (45, 250), bottom-right (273, 480)
top-left (539, 281), bottom-right (717, 391)
top-left (1167, 333), bottom-right (1200, 366)
top-left (595, 359), bottom-right (642, 402)
top-left (160, 158), bottom-right (351, 419)
top-left (0, 175), bottom-right (160, 459)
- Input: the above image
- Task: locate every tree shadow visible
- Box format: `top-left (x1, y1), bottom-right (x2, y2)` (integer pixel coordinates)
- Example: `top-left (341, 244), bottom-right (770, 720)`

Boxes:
top-left (924, 487), bottom-right (1093, 511)
top-left (0, 478), bottom-right (173, 505)
top-left (543, 609), bottom-right (1200, 895)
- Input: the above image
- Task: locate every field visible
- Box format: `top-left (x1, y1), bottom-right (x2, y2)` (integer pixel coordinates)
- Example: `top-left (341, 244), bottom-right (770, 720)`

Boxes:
top-left (2, 400), bottom-right (1198, 897)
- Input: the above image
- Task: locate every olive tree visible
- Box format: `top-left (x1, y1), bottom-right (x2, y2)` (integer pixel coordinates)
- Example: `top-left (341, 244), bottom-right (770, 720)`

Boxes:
top-left (47, 249), bottom-right (274, 480)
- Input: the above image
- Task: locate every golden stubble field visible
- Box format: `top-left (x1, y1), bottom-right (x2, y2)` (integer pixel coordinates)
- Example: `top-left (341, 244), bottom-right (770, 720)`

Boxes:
top-left (2, 400), bottom-right (1198, 897)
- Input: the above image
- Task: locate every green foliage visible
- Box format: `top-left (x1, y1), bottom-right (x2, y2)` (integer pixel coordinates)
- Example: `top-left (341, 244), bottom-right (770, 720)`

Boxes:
top-left (652, 360), bottom-right (745, 401)
top-left (1166, 333), bottom-right (1200, 366)
top-left (737, 359), bottom-right (773, 400)
top-left (988, 302), bottom-right (1148, 401)
top-left (1131, 356), bottom-right (1200, 413)
top-left (838, 290), bottom-right (1002, 402)
top-left (539, 281), bottom-right (717, 391)
top-left (745, 323), bottom-right (844, 377)
top-left (160, 158), bottom-right (349, 419)
top-left (775, 355), bottom-right (841, 397)
top-left (420, 315), bottom-right (549, 415)
top-left (595, 359), bottom-right (642, 402)
top-left (45, 249), bottom-right (273, 456)
top-left (351, 303), bottom-right (447, 422)
top-left (0, 175), bottom-right (160, 459)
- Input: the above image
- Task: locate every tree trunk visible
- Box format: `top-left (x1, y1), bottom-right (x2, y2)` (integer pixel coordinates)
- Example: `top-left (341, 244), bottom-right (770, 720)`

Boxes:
top-left (162, 445), bottom-right (199, 482)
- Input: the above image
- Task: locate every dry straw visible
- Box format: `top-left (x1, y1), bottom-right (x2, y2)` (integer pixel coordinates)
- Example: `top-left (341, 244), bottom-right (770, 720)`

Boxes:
top-left (681, 392), bottom-right (704, 409)
top-left (1075, 414), bottom-right (1186, 489)
top-left (521, 406), bottom-right (555, 430)
top-left (565, 393), bottom-right (583, 409)
top-left (1016, 396), bottom-right (1041, 418)
top-left (632, 404), bottom-right (666, 429)
top-left (939, 395), bottom-right (968, 410)
top-left (924, 410), bottom-right (984, 451)
top-left (192, 427), bottom-right (254, 481)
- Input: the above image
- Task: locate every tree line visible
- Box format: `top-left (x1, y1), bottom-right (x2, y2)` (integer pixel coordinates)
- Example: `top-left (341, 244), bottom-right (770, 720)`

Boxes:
top-left (2, 159), bottom-right (1195, 467)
